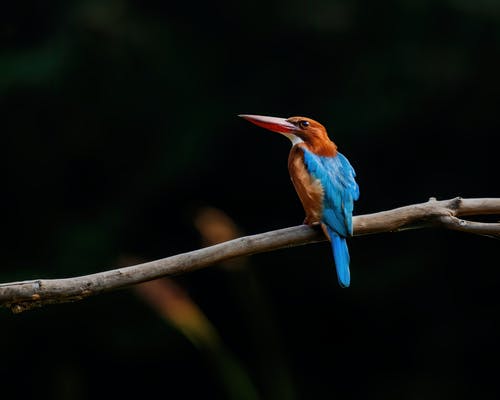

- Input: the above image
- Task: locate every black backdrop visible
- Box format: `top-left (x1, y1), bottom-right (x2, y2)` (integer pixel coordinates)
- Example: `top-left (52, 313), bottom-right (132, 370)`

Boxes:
top-left (1, 1), bottom-right (499, 399)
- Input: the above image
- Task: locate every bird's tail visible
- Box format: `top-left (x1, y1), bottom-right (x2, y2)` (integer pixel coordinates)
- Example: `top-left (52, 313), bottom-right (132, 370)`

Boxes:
top-left (326, 227), bottom-right (351, 288)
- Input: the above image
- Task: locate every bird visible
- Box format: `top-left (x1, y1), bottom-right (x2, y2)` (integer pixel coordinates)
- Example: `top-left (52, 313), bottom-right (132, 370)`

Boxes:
top-left (239, 114), bottom-right (359, 287)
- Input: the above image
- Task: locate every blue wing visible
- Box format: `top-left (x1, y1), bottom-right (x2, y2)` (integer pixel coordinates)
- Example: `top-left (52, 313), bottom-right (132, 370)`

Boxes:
top-left (301, 149), bottom-right (359, 237)
top-left (301, 148), bottom-right (358, 287)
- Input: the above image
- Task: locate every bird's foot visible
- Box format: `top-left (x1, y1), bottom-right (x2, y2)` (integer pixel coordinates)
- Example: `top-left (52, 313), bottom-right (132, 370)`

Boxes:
top-left (303, 217), bottom-right (321, 226)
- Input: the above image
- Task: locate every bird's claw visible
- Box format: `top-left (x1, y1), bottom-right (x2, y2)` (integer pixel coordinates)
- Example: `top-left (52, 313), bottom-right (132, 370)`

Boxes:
top-left (303, 217), bottom-right (321, 226)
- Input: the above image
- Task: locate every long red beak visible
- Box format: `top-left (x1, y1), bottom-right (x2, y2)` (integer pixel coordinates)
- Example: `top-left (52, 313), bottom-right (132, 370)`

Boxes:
top-left (238, 114), bottom-right (296, 134)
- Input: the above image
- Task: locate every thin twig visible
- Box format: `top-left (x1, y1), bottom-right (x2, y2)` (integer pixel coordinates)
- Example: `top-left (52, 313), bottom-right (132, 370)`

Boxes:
top-left (1, 197), bottom-right (499, 313)
top-left (437, 216), bottom-right (500, 236)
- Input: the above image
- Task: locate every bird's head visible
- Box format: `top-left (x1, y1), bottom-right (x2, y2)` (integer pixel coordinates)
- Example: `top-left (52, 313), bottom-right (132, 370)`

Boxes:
top-left (239, 114), bottom-right (337, 156)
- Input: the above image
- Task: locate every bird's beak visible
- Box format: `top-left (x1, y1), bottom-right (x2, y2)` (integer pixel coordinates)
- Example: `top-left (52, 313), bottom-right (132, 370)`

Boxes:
top-left (238, 114), bottom-right (296, 134)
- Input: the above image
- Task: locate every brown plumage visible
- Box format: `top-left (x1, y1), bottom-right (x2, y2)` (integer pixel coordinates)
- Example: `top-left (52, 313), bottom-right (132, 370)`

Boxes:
top-left (287, 144), bottom-right (324, 225)
top-left (286, 116), bottom-right (337, 157)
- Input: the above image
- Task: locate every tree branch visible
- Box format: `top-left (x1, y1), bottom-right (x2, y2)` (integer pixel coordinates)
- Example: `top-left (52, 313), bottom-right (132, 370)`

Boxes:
top-left (1, 197), bottom-right (499, 313)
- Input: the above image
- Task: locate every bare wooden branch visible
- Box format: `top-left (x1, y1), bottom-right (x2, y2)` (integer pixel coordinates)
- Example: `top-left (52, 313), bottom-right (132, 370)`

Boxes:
top-left (437, 216), bottom-right (500, 236)
top-left (1, 197), bottom-right (499, 313)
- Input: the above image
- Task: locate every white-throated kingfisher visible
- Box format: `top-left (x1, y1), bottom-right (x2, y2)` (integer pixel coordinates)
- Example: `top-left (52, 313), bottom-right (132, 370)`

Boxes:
top-left (239, 114), bottom-right (359, 287)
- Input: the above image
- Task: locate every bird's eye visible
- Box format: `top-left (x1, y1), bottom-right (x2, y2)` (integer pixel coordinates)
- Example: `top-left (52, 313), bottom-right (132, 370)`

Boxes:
top-left (299, 120), bottom-right (310, 128)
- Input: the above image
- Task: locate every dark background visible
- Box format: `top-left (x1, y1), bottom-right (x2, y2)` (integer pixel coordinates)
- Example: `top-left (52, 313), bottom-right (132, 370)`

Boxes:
top-left (1, 1), bottom-right (499, 399)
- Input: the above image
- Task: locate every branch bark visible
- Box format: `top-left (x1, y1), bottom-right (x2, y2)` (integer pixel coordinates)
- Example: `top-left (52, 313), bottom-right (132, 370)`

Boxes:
top-left (1, 197), bottom-right (499, 313)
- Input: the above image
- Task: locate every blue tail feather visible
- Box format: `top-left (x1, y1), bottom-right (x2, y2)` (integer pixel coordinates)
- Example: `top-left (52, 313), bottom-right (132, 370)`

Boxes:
top-left (327, 227), bottom-right (351, 288)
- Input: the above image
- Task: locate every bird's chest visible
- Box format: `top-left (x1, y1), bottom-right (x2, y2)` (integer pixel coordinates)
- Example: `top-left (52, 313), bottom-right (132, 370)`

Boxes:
top-left (288, 147), bottom-right (325, 223)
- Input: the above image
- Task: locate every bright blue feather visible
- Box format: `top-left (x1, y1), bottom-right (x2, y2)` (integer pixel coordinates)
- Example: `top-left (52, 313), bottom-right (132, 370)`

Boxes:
top-left (328, 228), bottom-right (350, 287)
top-left (301, 148), bottom-right (359, 287)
